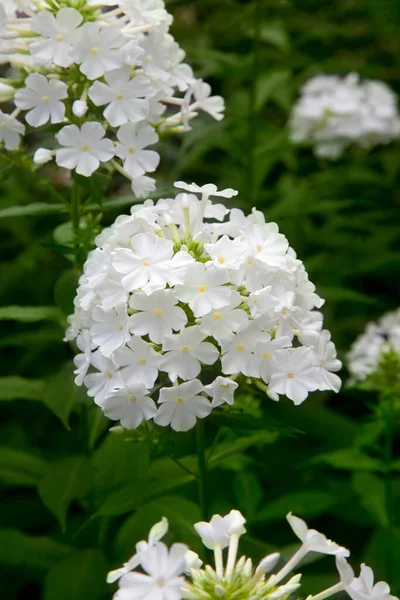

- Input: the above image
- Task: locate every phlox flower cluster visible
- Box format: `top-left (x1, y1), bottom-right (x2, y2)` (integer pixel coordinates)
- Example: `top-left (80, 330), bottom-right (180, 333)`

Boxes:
top-left (66, 181), bottom-right (342, 432)
top-left (289, 73), bottom-right (400, 159)
top-left (107, 509), bottom-right (397, 600)
top-left (0, 1), bottom-right (224, 196)
top-left (347, 308), bottom-right (400, 383)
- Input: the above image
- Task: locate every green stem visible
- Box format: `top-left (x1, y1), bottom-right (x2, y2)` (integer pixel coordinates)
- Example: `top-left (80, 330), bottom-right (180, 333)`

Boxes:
top-left (247, 0), bottom-right (262, 205)
top-left (383, 392), bottom-right (395, 581)
top-left (71, 181), bottom-right (81, 266)
top-left (196, 419), bottom-right (208, 521)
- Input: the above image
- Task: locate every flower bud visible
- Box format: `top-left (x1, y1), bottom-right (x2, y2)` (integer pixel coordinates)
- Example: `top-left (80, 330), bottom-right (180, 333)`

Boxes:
top-left (256, 552), bottom-right (280, 574)
top-left (72, 100), bottom-right (88, 117)
top-left (33, 148), bottom-right (53, 165)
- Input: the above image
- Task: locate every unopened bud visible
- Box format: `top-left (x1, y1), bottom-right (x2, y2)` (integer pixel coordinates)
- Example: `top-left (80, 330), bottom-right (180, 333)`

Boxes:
top-left (256, 552), bottom-right (280, 574)
top-left (72, 100), bottom-right (88, 117)
top-left (243, 558), bottom-right (253, 575)
top-left (33, 148), bottom-right (53, 165)
top-left (214, 584), bottom-right (226, 597)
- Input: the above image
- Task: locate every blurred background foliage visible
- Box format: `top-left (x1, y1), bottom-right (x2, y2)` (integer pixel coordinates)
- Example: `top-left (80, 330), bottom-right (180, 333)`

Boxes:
top-left (1, 0), bottom-right (400, 598)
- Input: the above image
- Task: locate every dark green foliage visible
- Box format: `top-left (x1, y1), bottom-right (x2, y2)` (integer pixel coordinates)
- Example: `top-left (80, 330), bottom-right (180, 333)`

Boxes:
top-left (1, 1), bottom-right (400, 598)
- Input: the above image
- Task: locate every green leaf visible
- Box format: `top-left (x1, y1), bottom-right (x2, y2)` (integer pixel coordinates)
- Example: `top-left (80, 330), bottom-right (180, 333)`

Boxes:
top-left (42, 363), bottom-right (87, 429)
top-left (255, 70), bottom-right (291, 111)
top-left (0, 447), bottom-right (48, 487)
top-left (209, 432), bottom-right (279, 465)
top-left (0, 376), bottom-right (45, 401)
top-left (114, 496), bottom-right (202, 560)
top-left (0, 305), bottom-right (62, 322)
top-left (364, 528), bottom-right (400, 586)
top-left (44, 549), bottom-right (108, 600)
top-left (309, 448), bottom-right (383, 471)
top-left (38, 456), bottom-right (92, 531)
top-left (234, 471), bottom-right (263, 521)
top-left (352, 472), bottom-right (389, 527)
top-left (0, 202), bottom-right (64, 219)
top-left (54, 269), bottom-right (80, 315)
top-left (253, 491), bottom-right (339, 524)
top-left (0, 529), bottom-right (72, 570)
top-left (259, 21), bottom-right (290, 52)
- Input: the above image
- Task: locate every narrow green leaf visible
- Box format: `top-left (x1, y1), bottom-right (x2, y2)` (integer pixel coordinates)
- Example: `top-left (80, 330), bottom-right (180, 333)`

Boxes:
top-left (42, 363), bottom-right (87, 429)
top-left (0, 529), bottom-right (72, 570)
top-left (0, 376), bottom-right (45, 401)
top-left (253, 491), bottom-right (340, 524)
top-left (44, 549), bottom-right (108, 600)
top-left (209, 432), bottom-right (278, 465)
top-left (309, 448), bottom-right (383, 471)
top-left (0, 447), bottom-right (48, 487)
top-left (352, 472), bottom-right (389, 527)
top-left (0, 305), bottom-right (62, 322)
top-left (38, 456), bottom-right (92, 531)
top-left (0, 202), bottom-right (65, 219)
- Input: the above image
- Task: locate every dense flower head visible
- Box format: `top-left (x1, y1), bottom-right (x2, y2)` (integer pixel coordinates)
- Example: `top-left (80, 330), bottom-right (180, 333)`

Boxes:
top-left (289, 73), bottom-right (400, 159)
top-left (66, 181), bottom-right (342, 432)
top-left (347, 308), bottom-right (400, 383)
top-left (107, 509), bottom-right (396, 600)
top-left (0, 0), bottom-right (224, 195)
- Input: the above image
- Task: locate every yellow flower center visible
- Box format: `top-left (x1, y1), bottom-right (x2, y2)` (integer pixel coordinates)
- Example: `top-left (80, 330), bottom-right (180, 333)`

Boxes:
top-left (154, 308), bottom-right (163, 317)
top-left (236, 343), bottom-right (244, 351)
top-left (130, 395), bottom-right (137, 402)
top-left (287, 371), bottom-right (295, 379)
top-left (175, 397), bottom-right (184, 404)
top-left (42, 95), bottom-right (50, 103)
top-left (143, 259), bottom-right (151, 266)
top-left (218, 256), bottom-right (225, 264)
top-left (118, 324), bottom-right (123, 331)
top-left (116, 93), bottom-right (124, 100)
top-left (198, 285), bottom-right (207, 293)
top-left (128, 147), bottom-right (135, 154)
top-left (80, 144), bottom-right (89, 152)
top-left (56, 33), bottom-right (65, 41)
top-left (90, 47), bottom-right (99, 55)
top-left (213, 312), bottom-right (222, 320)
top-left (247, 257), bottom-right (253, 265)
top-left (256, 244), bottom-right (262, 252)
top-left (182, 346), bottom-right (190, 353)
top-left (262, 352), bottom-right (270, 360)
top-left (139, 359), bottom-right (146, 365)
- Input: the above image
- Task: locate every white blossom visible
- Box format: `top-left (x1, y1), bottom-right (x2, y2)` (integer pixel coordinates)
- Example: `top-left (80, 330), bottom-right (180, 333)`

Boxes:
top-left (15, 73), bottom-right (67, 127)
top-left (102, 383), bottom-right (157, 429)
top-left (0, 110), bottom-right (24, 150)
top-left (161, 326), bottom-right (219, 381)
top-left (114, 337), bottom-right (161, 389)
top-left (55, 122), bottom-right (115, 176)
top-left (174, 263), bottom-right (232, 318)
top-left (287, 513), bottom-right (349, 556)
top-left (72, 22), bottom-right (125, 80)
top-left (30, 8), bottom-right (83, 68)
top-left (204, 376), bottom-right (238, 407)
top-left (129, 289), bottom-right (187, 344)
top-left (154, 379), bottom-right (211, 432)
top-left (336, 558), bottom-right (398, 600)
top-left (115, 122), bottom-right (160, 178)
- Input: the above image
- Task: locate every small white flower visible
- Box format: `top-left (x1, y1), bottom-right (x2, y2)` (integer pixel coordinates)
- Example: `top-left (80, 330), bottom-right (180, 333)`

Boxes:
top-left (199, 299), bottom-right (248, 344)
top-left (174, 181), bottom-right (238, 199)
top-left (84, 351), bottom-right (123, 404)
top-left (302, 330), bottom-right (342, 393)
top-left (174, 263), bottom-right (232, 318)
top-left (0, 110), bottom-right (25, 150)
top-left (122, 0), bottom-right (173, 28)
top-left (161, 326), bottom-right (219, 381)
top-left (336, 557), bottom-right (398, 600)
top-left (154, 379), bottom-right (211, 432)
top-left (102, 383), bottom-right (157, 429)
top-left (73, 22), bottom-right (125, 80)
top-left (113, 232), bottom-right (173, 292)
top-left (118, 542), bottom-right (187, 600)
top-left (268, 348), bottom-right (322, 405)
top-left (287, 513), bottom-right (349, 556)
top-left (248, 335), bottom-right (292, 382)
top-left (204, 235), bottom-right (245, 271)
top-left (221, 322), bottom-right (269, 377)
top-left (30, 8), bottom-right (83, 68)
top-left (15, 73), bottom-right (67, 127)
top-left (129, 289), bottom-right (187, 344)
top-left (204, 376), bottom-right (238, 407)
top-left (190, 80), bottom-right (225, 121)
top-left (114, 337), bottom-right (161, 389)
top-left (73, 331), bottom-right (94, 386)
top-left (194, 510), bottom-right (245, 551)
top-left (90, 304), bottom-right (131, 356)
top-left (115, 122), bottom-right (160, 178)
top-left (88, 68), bottom-right (152, 127)
top-left (55, 122), bottom-right (115, 177)
top-left (131, 174), bottom-right (157, 198)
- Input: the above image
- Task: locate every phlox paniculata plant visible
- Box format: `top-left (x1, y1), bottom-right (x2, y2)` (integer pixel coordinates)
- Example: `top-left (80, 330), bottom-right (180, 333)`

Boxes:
top-left (107, 509), bottom-right (397, 600)
top-left (0, 0), bottom-right (224, 196)
top-left (289, 73), bottom-right (400, 159)
top-left (66, 181), bottom-right (342, 432)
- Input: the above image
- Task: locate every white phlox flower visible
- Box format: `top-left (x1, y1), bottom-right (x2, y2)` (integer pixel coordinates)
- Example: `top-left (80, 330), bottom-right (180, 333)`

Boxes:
top-left (347, 308), bottom-right (400, 383)
top-left (0, 1), bottom-right (225, 182)
top-left (108, 510), bottom-right (388, 600)
top-left (67, 182), bottom-right (341, 431)
top-left (289, 73), bottom-right (400, 158)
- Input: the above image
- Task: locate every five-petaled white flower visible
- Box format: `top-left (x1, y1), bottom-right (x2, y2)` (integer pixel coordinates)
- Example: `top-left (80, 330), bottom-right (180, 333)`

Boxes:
top-left (15, 73), bottom-right (68, 127)
top-left (268, 347), bottom-right (322, 405)
top-left (30, 8), bottom-right (83, 68)
top-left (72, 22), bottom-right (125, 80)
top-left (90, 304), bottom-right (131, 356)
top-left (84, 351), bottom-right (123, 404)
top-left (129, 289), bottom-right (187, 344)
top-left (102, 383), bottom-right (157, 429)
top-left (174, 263), bottom-right (232, 318)
top-left (336, 557), bottom-right (397, 600)
top-left (114, 337), bottom-right (161, 389)
top-left (204, 376), bottom-right (238, 407)
top-left (0, 110), bottom-right (25, 150)
top-left (115, 122), bottom-right (160, 178)
top-left (88, 68), bottom-right (152, 127)
top-left (55, 122), bottom-right (115, 176)
top-left (287, 513), bottom-right (350, 557)
top-left (161, 326), bottom-right (219, 381)
top-left (154, 380), bottom-right (211, 432)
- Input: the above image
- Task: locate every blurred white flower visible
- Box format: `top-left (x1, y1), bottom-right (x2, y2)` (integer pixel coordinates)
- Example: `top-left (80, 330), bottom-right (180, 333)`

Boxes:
top-left (55, 122), bottom-right (115, 176)
top-left (15, 73), bottom-right (67, 127)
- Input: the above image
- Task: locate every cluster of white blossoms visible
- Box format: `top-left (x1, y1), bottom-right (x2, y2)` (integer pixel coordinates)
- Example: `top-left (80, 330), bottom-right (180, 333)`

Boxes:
top-left (347, 309), bottom-right (400, 383)
top-left (107, 509), bottom-right (397, 600)
top-left (289, 73), bottom-right (400, 159)
top-left (66, 181), bottom-right (342, 432)
top-left (0, 1), bottom-right (224, 196)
